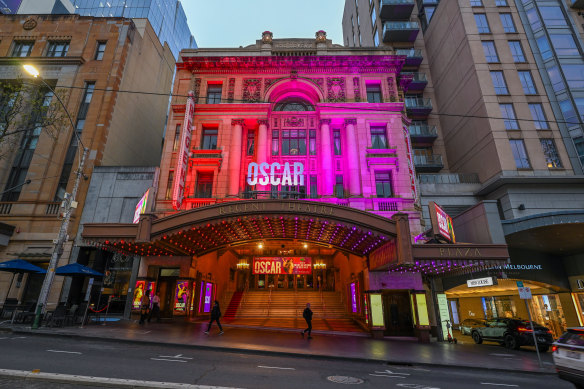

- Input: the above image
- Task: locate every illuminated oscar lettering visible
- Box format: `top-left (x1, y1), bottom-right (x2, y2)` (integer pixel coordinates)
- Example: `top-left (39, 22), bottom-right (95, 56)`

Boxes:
top-left (247, 162), bottom-right (304, 186)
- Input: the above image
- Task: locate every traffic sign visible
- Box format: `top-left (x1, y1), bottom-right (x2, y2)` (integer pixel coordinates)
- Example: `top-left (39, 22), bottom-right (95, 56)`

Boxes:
top-left (516, 281), bottom-right (524, 287)
top-left (518, 286), bottom-right (532, 299)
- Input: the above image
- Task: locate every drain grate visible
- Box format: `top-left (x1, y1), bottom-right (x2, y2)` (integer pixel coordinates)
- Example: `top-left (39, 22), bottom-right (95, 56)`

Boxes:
top-left (326, 376), bottom-right (364, 385)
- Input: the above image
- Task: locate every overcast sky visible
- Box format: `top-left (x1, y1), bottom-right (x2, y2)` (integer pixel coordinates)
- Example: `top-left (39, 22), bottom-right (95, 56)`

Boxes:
top-left (182, 0), bottom-right (344, 48)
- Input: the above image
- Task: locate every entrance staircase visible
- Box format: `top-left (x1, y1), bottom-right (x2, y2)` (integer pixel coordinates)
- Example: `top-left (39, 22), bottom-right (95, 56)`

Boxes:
top-left (223, 291), bottom-right (243, 319)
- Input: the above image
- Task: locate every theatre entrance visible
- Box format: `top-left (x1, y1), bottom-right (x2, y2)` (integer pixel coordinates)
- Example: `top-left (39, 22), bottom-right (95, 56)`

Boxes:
top-left (382, 291), bottom-right (415, 337)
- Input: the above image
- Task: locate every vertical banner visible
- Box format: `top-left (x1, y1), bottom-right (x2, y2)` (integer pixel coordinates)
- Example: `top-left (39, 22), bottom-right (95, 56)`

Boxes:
top-left (350, 282), bottom-right (358, 313)
top-left (132, 280), bottom-right (146, 310)
top-left (437, 293), bottom-right (450, 340)
top-left (172, 91), bottom-right (195, 210)
top-left (402, 125), bottom-right (419, 203)
top-left (204, 283), bottom-right (213, 313)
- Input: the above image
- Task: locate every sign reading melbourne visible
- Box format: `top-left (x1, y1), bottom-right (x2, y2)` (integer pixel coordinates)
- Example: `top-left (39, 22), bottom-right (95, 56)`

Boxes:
top-left (253, 257), bottom-right (312, 275)
top-left (172, 92), bottom-right (195, 210)
top-left (246, 162), bottom-right (304, 186)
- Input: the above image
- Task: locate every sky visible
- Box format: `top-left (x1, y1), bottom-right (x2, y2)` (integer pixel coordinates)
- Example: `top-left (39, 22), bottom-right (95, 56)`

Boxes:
top-left (182, 0), bottom-right (345, 48)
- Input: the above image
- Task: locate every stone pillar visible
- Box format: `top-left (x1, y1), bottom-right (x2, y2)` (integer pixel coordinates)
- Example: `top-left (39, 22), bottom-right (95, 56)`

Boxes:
top-left (228, 119), bottom-right (244, 196)
top-left (319, 119), bottom-right (333, 196)
top-left (256, 118), bottom-right (269, 192)
top-left (344, 118), bottom-right (361, 196)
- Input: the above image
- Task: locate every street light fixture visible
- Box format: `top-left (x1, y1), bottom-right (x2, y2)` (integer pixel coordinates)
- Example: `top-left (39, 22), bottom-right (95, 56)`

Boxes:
top-left (23, 64), bottom-right (89, 329)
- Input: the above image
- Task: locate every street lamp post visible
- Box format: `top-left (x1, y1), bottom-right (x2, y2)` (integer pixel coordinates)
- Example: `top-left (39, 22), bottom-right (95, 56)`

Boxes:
top-left (22, 65), bottom-right (89, 329)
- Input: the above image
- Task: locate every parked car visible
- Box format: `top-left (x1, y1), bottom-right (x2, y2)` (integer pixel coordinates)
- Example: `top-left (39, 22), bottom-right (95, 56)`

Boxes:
top-left (460, 318), bottom-right (486, 335)
top-left (471, 318), bottom-right (553, 352)
top-left (553, 328), bottom-right (584, 388)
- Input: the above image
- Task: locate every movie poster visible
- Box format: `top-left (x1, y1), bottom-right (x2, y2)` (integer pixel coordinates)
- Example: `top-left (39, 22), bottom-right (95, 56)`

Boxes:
top-left (253, 257), bottom-right (312, 275)
top-left (174, 280), bottom-right (189, 313)
top-left (132, 280), bottom-right (146, 310)
top-left (203, 283), bottom-right (213, 313)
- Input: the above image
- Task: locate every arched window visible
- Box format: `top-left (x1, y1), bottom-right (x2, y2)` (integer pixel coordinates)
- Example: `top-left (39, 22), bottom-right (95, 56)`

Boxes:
top-left (274, 98), bottom-right (315, 111)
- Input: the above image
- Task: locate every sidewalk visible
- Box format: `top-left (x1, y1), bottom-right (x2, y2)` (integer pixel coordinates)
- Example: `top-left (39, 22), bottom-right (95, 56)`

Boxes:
top-left (1, 319), bottom-right (556, 374)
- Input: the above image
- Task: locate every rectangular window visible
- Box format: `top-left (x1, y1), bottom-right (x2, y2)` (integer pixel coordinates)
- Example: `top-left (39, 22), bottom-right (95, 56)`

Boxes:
top-left (540, 139), bottom-right (562, 168)
top-left (247, 131), bottom-right (255, 156)
top-left (309, 129), bottom-right (317, 155)
top-left (561, 64), bottom-right (584, 89)
top-left (574, 137), bottom-right (584, 167)
top-left (270, 184), bottom-right (279, 199)
top-left (333, 129), bottom-right (342, 155)
top-left (374, 28), bottom-right (379, 47)
top-left (482, 41), bottom-right (499, 63)
top-left (370, 126), bottom-right (388, 148)
top-left (371, 5), bottom-right (376, 28)
top-left (527, 8), bottom-right (542, 31)
top-left (518, 71), bottom-right (537, 95)
top-left (500, 13), bottom-right (517, 33)
top-left (550, 34), bottom-right (579, 56)
top-left (536, 36), bottom-right (552, 60)
top-left (491, 71), bottom-right (509, 94)
top-left (539, 5), bottom-right (567, 27)
top-left (195, 172), bottom-right (213, 198)
top-left (529, 103), bottom-right (549, 129)
top-left (500, 103), bottom-right (519, 130)
top-left (201, 127), bottom-right (218, 150)
top-left (508, 41), bottom-right (525, 62)
top-left (11, 41), bottom-right (34, 57)
top-left (470, 0), bottom-right (483, 6)
top-left (173, 124), bottom-right (181, 151)
top-left (309, 176), bottom-right (318, 199)
top-left (206, 84), bottom-right (222, 104)
top-left (547, 65), bottom-right (565, 93)
top-left (334, 175), bottom-right (344, 198)
top-left (475, 14), bottom-right (491, 34)
top-left (375, 172), bottom-right (393, 198)
top-left (509, 139), bottom-right (531, 169)
top-left (281, 129), bottom-right (306, 155)
top-left (366, 83), bottom-right (382, 103)
top-left (46, 41), bottom-right (70, 57)
top-left (496, 0), bottom-right (508, 6)
top-left (95, 41), bottom-right (106, 60)
top-left (559, 99), bottom-right (578, 127)
top-left (272, 130), bottom-right (279, 155)
top-left (165, 171), bottom-right (174, 200)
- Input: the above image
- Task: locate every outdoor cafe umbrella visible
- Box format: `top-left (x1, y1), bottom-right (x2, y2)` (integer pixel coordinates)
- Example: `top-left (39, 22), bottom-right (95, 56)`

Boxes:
top-left (55, 263), bottom-right (103, 277)
top-left (0, 259), bottom-right (46, 306)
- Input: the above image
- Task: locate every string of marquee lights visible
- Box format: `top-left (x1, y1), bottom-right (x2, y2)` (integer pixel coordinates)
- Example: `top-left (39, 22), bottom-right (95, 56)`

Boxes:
top-left (29, 83), bottom-right (584, 128)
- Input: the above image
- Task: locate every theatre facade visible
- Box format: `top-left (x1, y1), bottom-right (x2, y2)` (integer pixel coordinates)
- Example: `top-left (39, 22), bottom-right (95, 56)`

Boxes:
top-left (81, 32), bottom-right (509, 340)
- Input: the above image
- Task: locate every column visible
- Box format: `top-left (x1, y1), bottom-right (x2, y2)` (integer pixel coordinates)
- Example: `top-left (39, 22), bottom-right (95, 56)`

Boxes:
top-left (344, 118), bottom-right (361, 196)
top-left (228, 119), bottom-right (244, 197)
top-left (319, 119), bottom-right (333, 196)
top-left (256, 118), bottom-right (269, 192)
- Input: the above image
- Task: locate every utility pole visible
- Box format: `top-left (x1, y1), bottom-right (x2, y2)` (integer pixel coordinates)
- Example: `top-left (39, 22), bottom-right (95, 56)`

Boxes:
top-left (32, 147), bottom-right (88, 329)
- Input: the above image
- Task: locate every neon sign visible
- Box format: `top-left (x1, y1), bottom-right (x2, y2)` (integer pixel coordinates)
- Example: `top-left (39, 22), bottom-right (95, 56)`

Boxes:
top-left (172, 91), bottom-right (195, 210)
top-left (246, 162), bottom-right (304, 186)
top-left (429, 201), bottom-right (456, 243)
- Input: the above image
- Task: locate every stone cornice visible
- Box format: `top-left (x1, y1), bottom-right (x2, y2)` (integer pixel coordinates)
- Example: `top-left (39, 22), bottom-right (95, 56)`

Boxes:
top-left (0, 56), bottom-right (85, 66)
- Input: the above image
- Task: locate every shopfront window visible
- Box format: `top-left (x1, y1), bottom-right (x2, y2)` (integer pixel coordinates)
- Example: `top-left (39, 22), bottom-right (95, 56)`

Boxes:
top-left (531, 294), bottom-right (566, 337)
top-left (482, 296), bottom-right (517, 319)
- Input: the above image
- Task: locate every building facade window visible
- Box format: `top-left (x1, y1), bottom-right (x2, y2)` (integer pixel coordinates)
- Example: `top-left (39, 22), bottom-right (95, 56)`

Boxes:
top-left (559, 99), bottom-right (578, 127)
top-left (491, 71), bottom-right (509, 94)
top-left (482, 41), bottom-right (499, 62)
top-left (549, 34), bottom-right (579, 56)
top-left (282, 129), bottom-right (306, 155)
top-left (366, 83), bottom-right (382, 103)
top-left (510, 139), bottom-right (531, 168)
top-left (206, 84), bottom-right (222, 104)
top-left (539, 5), bottom-right (567, 27)
top-left (371, 5), bottom-right (376, 29)
top-left (500, 13), bottom-right (517, 33)
top-left (165, 171), bottom-right (174, 200)
top-left (547, 65), bottom-right (565, 93)
top-left (475, 14), bottom-right (491, 34)
top-left (370, 126), bottom-right (388, 148)
top-left (173, 124), bottom-right (181, 151)
top-left (309, 176), bottom-right (318, 199)
top-left (334, 175), bottom-right (344, 198)
top-left (333, 129), bottom-right (342, 155)
top-left (95, 41), bottom-right (106, 60)
top-left (471, 0), bottom-right (483, 6)
top-left (536, 36), bottom-right (553, 60)
top-left (508, 41), bottom-right (526, 62)
top-left (574, 137), bottom-right (584, 166)
top-left (375, 172), bottom-right (393, 198)
top-left (247, 131), bottom-right (255, 156)
top-left (201, 128), bottom-right (218, 150)
top-left (500, 103), bottom-right (519, 129)
top-left (496, 0), bottom-right (508, 6)
top-left (540, 139), bottom-right (562, 168)
top-left (272, 130), bottom-right (279, 155)
top-left (518, 71), bottom-right (537, 94)
top-left (374, 29), bottom-right (379, 47)
top-left (12, 41), bottom-right (34, 57)
top-left (561, 64), bottom-right (584, 90)
top-left (529, 103), bottom-right (549, 129)
top-left (309, 129), bottom-right (317, 155)
top-left (46, 41), bottom-right (70, 57)
top-left (195, 172), bottom-right (213, 198)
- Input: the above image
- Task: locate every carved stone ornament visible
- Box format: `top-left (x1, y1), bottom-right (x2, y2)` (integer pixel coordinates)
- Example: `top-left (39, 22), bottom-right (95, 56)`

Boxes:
top-left (193, 78), bottom-right (202, 100)
top-left (315, 30), bottom-right (327, 42)
top-left (284, 117), bottom-right (304, 127)
top-left (242, 79), bottom-right (261, 103)
top-left (344, 118), bottom-right (357, 126)
top-left (257, 118), bottom-right (269, 127)
top-left (227, 78), bottom-right (235, 102)
top-left (319, 118), bottom-right (332, 126)
top-left (23, 18), bottom-right (38, 30)
top-left (262, 31), bottom-right (273, 44)
top-left (327, 77), bottom-right (346, 103)
top-left (231, 119), bottom-right (245, 126)
top-left (353, 77), bottom-right (361, 102)
top-left (290, 69), bottom-right (298, 80)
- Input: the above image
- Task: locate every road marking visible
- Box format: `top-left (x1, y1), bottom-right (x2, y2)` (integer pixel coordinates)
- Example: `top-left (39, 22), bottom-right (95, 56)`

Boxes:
top-left (480, 383), bottom-right (519, 387)
top-left (489, 353), bottom-right (515, 357)
top-left (160, 354), bottom-right (193, 360)
top-left (375, 370), bottom-right (409, 376)
top-left (257, 365), bottom-right (296, 370)
top-left (46, 350), bottom-right (81, 355)
top-left (0, 337), bottom-right (8, 340)
top-left (13, 336), bottom-right (26, 339)
top-left (369, 374), bottom-right (407, 378)
top-left (150, 358), bottom-right (188, 363)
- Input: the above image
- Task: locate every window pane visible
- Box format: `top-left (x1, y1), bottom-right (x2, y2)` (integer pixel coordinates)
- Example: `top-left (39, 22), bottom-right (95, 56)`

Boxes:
top-left (508, 41), bottom-right (525, 62)
top-left (333, 129), bottom-right (342, 155)
top-left (491, 71), bottom-right (508, 94)
top-left (470, 0), bottom-right (483, 6)
top-left (536, 36), bottom-right (552, 60)
top-left (526, 8), bottom-right (542, 31)
top-left (482, 41), bottom-right (499, 62)
top-left (272, 130), bottom-right (279, 155)
top-left (500, 14), bottom-right (517, 33)
top-left (528, 103), bottom-right (549, 129)
top-left (547, 65), bottom-right (565, 93)
top-left (509, 139), bottom-right (531, 168)
top-left (561, 64), bottom-right (584, 89)
top-left (475, 14), bottom-right (490, 33)
top-left (539, 6), bottom-right (567, 27)
top-left (540, 139), bottom-right (562, 168)
top-left (518, 71), bottom-right (537, 94)
top-left (366, 84), bottom-right (382, 103)
top-left (550, 34), bottom-right (579, 56)
top-left (500, 104), bottom-right (519, 129)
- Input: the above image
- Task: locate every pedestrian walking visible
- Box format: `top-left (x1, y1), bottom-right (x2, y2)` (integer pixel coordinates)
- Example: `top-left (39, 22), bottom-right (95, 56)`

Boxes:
top-left (148, 292), bottom-right (161, 323)
top-left (204, 300), bottom-right (223, 335)
top-left (301, 302), bottom-right (313, 339)
top-left (139, 291), bottom-right (150, 325)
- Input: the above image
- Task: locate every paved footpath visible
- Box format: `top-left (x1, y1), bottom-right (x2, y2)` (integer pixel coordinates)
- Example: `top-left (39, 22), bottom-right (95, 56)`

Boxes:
top-left (1, 319), bottom-right (556, 374)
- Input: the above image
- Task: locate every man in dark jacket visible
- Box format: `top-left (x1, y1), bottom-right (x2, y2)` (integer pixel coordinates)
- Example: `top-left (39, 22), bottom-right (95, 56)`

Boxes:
top-left (204, 300), bottom-right (224, 335)
top-left (301, 302), bottom-right (313, 339)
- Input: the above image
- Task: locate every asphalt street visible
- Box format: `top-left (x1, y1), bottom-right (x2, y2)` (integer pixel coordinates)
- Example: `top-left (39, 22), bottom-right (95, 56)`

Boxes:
top-left (0, 334), bottom-right (575, 389)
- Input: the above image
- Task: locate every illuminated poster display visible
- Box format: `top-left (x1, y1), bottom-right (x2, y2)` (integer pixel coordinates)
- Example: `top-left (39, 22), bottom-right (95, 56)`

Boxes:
top-left (174, 280), bottom-right (190, 313)
top-left (253, 257), bottom-right (312, 275)
top-left (132, 280), bottom-right (146, 310)
top-left (437, 293), bottom-right (450, 338)
top-left (429, 201), bottom-right (456, 243)
top-left (147, 282), bottom-right (156, 301)
top-left (172, 91), bottom-right (195, 210)
top-left (203, 283), bottom-right (213, 313)
top-left (350, 282), bottom-right (358, 313)
top-left (133, 189), bottom-right (151, 223)
top-left (190, 282), bottom-right (196, 312)
top-left (370, 294), bottom-right (384, 327)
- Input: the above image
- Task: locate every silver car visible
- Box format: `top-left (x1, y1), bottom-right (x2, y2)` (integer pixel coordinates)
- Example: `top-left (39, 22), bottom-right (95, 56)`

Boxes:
top-left (553, 328), bottom-right (584, 389)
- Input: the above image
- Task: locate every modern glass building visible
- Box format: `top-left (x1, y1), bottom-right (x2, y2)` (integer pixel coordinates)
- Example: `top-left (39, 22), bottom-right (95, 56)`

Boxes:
top-left (71, 0), bottom-right (196, 59)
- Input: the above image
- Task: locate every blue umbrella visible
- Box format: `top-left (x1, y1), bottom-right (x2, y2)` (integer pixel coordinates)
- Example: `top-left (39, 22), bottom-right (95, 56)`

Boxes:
top-left (55, 263), bottom-right (103, 277)
top-left (0, 259), bottom-right (46, 306)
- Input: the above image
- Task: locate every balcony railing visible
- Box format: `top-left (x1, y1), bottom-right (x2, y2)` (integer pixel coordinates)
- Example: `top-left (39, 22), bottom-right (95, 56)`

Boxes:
top-left (418, 173), bottom-right (480, 184)
top-left (401, 72), bottom-right (428, 91)
top-left (380, 0), bottom-right (415, 20)
top-left (405, 97), bottom-right (432, 109)
top-left (395, 48), bottom-right (423, 67)
top-left (383, 21), bottom-right (420, 43)
top-left (0, 201), bottom-right (61, 216)
top-left (413, 154), bottom-right (444, 172)
top-left (409, 124), bottom-right (437, 137)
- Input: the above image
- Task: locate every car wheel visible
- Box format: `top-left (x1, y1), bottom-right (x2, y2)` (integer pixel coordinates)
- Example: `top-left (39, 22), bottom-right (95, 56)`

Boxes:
top-left (538, 345), bottom-right (549, 353)
top-left (504, 334), bottom-right (519, 350)
top-left (472, 331), bottom-right (483, 344)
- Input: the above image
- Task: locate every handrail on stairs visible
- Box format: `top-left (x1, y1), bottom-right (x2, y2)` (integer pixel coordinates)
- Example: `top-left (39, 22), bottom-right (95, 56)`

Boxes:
top-left (267, 286), bottom-right (273, 317)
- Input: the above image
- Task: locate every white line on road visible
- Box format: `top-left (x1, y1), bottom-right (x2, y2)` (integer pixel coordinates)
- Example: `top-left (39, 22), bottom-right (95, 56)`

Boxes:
top-left (481, 383), bottom-right (519, 387)
top-left (489, 353), bottom-right (515, 357)
top-left (257, 366), bottom-right (296, 370)
top-left (375, 370), bottom-right (410, 375)
top-left (0, 337), bottom-right (8, 340)
top-left (369, 374), bottom-right (407, 378)
top-left (46, 350), bottom-right (82, 355)
top-left (159, 354), bottom-right (193, 360)
top-left (150, 358), bottom-right (188, 363)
